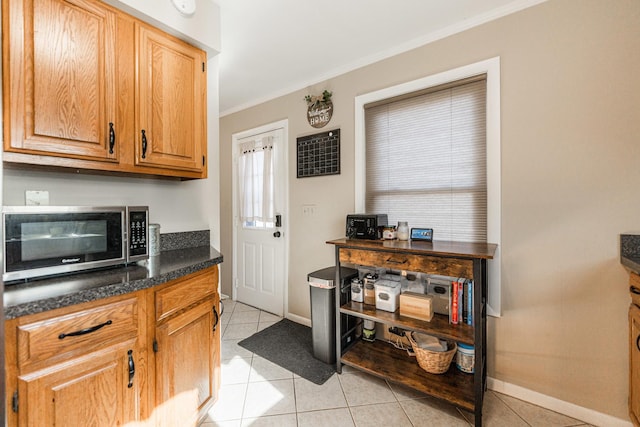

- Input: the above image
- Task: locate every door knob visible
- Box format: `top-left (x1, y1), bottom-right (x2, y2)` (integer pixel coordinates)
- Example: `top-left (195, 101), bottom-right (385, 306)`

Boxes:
top-left (273, 231), bottom-right (281, 238)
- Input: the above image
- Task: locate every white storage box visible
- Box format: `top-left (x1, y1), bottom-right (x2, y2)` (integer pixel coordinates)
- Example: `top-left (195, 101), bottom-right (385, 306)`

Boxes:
top-left (375, 280), bottom-right (400, 312)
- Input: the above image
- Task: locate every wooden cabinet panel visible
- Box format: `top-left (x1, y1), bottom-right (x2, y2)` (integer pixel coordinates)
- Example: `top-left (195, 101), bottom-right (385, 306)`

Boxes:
top-left (155, 268), bottom-right (217, 322)
top-left (4, 0), bottom-right (118, 161)
top-left (155, 297), bottom-right (219, 426)
top-left (136, 24), bottom-right (206, 174)
top-left (17, 340), bottom-right (139, 427)
top-left (631, 304), bottom-right (640, 426)
top-left (17, 297), bottom-right (138, 371)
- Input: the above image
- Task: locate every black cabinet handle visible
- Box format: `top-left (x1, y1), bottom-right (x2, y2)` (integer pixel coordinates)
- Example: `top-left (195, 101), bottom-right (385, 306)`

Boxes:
top-left (220, 300), bottom-right (225, 317)
top-left (636, 335), bottom-right (640, 352)
top-left (108, 122), bottom-right (115, 154)
top-left (127, 349), bottom-right (135, 388)
top-left (631, 286), bottom-right (640, 295)
top-left (141, 129), bottom-right (147, 159)
top-left (58, 320), bottom-right (112, 339)
top-left (212, 305), bottom-right (219, 333)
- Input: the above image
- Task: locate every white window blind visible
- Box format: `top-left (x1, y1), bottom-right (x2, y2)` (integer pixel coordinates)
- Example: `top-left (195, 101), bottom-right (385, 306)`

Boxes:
top-left (365, 78), bottom-right (487, 242)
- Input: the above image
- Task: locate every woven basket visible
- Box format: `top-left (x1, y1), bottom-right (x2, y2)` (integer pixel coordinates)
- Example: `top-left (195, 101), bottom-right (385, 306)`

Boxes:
top-left (407, 332), bottom-right (456, 374)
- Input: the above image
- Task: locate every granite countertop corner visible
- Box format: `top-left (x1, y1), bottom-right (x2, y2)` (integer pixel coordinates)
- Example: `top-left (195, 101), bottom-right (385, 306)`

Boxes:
top-left (621, 233), bottom-right (640, 274)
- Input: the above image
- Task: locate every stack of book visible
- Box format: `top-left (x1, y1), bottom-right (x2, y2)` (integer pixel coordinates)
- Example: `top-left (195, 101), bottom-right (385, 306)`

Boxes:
top-left (450, 278), bottom-right (474, 326)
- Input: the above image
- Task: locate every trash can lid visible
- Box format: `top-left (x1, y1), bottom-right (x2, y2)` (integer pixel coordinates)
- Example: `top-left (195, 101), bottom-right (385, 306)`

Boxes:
top-left (307, 266), bottom-right (358, 282)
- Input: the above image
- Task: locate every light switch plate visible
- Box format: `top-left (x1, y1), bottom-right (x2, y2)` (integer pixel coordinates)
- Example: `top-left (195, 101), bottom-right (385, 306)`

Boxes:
top-left (26, 190), bottom-right (49, 206)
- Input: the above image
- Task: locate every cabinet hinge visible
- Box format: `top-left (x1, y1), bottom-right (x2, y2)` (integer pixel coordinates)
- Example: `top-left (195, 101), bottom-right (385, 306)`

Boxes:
top-left (153, 339), bottom-right (158, 353)
top-left (12, 390), bottom-right (18, 413)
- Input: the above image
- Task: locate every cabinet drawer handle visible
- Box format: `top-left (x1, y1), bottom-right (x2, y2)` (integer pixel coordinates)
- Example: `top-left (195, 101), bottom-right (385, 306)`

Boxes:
top-left (141, 129), bottom-right (148, 159)
top-left (220, 300), bottom-right (225, 316)
top-left (127, 349), bottom-right (135, 388)
top-left (631, 286), bottom-right (640, 295)
top-left (212, 305), bottom-right (219, 333)
top-left (385, 257), bottom-right (408, 265)
top-left (58, 319), bottom-right (112, 340)
top-left (108, 122), bottom-right (115, 154)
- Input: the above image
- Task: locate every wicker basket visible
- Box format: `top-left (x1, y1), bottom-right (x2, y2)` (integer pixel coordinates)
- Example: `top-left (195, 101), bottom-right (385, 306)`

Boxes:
top-left (407, 332), bottom-right (457, 374)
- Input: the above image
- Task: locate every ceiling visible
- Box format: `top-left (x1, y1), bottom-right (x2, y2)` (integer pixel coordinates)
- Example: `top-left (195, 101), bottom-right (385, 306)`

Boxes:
top-left (212, 0), bottom-right (544, 116)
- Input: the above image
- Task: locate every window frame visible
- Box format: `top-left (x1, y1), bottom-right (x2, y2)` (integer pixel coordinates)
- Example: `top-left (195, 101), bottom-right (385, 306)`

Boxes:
top-left (354, 57), bottom-right (502, 316)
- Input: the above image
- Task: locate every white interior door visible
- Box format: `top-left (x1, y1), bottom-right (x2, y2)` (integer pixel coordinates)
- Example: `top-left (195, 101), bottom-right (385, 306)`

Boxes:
top-left (232, 122), bottom-right (287, 316)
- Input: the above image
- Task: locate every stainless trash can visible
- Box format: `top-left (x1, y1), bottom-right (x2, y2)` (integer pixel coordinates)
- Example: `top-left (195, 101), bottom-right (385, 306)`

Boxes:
top-left (308, 266), bottom-right (358, 364)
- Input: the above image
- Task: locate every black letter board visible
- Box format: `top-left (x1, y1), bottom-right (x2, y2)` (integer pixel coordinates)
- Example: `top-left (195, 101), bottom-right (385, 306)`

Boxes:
top-left (296, 129), bottom-right (340, 178)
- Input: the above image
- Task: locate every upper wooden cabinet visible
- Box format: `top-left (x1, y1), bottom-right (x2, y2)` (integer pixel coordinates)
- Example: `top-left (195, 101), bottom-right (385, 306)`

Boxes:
top-left (3, 0), bottom-right (119, 162)
top-left (136, 24), bottom-right (207, 174)
top-left (2, 0), bottom-right (208, 179)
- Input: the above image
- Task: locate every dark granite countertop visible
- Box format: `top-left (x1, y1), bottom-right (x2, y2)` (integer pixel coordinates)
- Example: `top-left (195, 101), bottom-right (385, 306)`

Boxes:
top-left (621, 234), bottom-right (640, 274)
top-left (4, 235), bottom-right (223, 319)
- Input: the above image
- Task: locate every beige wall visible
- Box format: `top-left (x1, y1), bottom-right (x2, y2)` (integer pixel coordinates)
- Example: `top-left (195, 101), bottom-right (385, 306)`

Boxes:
top-left (219, 0), bottom-right (640, 419)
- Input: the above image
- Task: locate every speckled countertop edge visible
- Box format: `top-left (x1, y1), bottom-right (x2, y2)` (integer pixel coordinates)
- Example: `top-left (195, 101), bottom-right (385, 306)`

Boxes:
top-left (4, 236), bottom-right (223, 319)
top-left (621, 234), bottom-right (640, 274)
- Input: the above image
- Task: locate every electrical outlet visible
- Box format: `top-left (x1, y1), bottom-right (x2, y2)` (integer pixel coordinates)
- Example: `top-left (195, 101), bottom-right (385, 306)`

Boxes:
top-left (26, 190), bottom-right (49, 206)
top-left (302, 204), bottom-right (316, 216)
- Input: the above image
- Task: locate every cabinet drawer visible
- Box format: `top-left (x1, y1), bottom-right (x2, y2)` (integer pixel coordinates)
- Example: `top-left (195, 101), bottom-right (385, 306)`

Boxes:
top-left (339, 248), bottom-right (473, 278)
top-left (17, 297), bottom-right (139, 370)
top-left (630, 272), bottom-right (640, 308)
top-left (156, 269), bottom-right (216, 322)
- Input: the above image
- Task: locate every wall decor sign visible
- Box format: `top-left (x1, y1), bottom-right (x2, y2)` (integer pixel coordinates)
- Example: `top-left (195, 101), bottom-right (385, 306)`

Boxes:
top-left (296, 129), bottom-right (340, 178)
top-left (304, 90), bottom-right (333, 128)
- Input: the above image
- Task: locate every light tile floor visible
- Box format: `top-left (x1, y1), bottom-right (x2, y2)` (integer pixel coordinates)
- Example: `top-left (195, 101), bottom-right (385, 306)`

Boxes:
top-left (202, 300), bottom-right (594, 427)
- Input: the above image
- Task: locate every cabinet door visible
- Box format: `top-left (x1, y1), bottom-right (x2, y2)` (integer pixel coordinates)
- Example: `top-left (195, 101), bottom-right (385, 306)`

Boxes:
top-left (16, 342), bottom-right (140, 426)
top-left (631, 304), bottom-right (640, 426)
top-left (155, 297), bottom-right (219, 426)
top-left (136, 24), bottom-right (207, 174)
top-left (4, 0), bottom-right (119, 161)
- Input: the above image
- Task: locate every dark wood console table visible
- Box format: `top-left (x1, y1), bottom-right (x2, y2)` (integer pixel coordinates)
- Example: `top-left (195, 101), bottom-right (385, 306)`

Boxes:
top-left (327, 238), bottom-right (497, 427)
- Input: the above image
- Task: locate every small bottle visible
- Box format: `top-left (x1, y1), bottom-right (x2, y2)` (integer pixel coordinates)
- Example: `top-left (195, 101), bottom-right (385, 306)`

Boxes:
top-left (363, 319), bottom-right (376, 342)
top-left (364, 283), bottom-right (376, 305)
top-left (397, 221), bottom-right (409, 241)
top-left (351, 278), bottom-right (363, 303)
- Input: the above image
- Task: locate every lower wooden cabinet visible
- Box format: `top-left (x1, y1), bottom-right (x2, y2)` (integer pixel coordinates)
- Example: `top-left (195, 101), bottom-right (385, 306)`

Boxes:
top-left (630, 304), bottom-right (640, 426)
top-left (16, 340), bottom-right (140, 426)
top-left (630, 272), bottom-right (640, 427)
top-left (155, 297), bottom-right (219, 425)
top-left (152, 267), bottom-right (220, 425)
top-left (4, 265), bottom-right (220, 426)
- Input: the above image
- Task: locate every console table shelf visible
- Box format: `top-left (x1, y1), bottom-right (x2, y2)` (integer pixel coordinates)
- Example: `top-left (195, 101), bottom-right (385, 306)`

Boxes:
top-left (341, 339), bottom-right (475, 411)
top-left (340, 301), bottom-right (474, 345)
top-left (327, 238), bottom-right (497, 427)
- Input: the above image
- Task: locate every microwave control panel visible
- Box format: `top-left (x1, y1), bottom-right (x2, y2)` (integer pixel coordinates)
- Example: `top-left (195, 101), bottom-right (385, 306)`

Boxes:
top-left (128, 208), bottom-right (148, 260)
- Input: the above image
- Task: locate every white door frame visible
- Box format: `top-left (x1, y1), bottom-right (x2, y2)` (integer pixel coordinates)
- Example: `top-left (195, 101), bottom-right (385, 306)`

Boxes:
top-left (231, 119), bottom-right (289, 317)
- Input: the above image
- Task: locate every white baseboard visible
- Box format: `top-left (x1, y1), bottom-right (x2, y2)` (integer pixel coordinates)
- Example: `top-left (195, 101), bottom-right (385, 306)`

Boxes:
top-left (286, 312), bottom-right (311, 327)
top-left (487, 377), bottom-right (631, 427)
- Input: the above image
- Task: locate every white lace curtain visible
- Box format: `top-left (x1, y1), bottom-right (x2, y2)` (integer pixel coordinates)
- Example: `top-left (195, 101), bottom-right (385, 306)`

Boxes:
top-left (238, 136), bottom-right (274, 223)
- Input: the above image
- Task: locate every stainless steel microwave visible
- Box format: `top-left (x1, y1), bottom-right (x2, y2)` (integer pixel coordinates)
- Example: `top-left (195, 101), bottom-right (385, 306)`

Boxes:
top-left (3, 206), bottom-right (149, 282)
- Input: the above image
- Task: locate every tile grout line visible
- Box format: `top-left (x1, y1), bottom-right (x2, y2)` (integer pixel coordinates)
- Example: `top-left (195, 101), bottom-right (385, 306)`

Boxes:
top-left (491, 391), bottom-right (534, 427)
